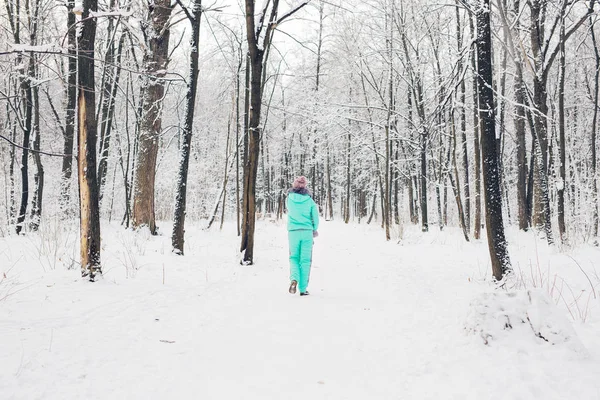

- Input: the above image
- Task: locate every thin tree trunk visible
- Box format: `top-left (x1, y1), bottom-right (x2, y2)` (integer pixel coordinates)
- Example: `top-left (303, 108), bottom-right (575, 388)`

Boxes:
top-left (30, 80), bottom-right (43, 231)
top-left (470, 13), bottom-right (482, 240)
top-left (172, 0), bottom-right (202, 254)
top-left (236, 47), bottom-right (242, 236)
top-left (591, 16), bottom-right (599, 239)
top-left (345, 127), bottom-right (351, 224)
top-left (27, 0), bottom-right (43, 230)
top-left (514, 34), bottom-right (528, 230)
top-left (16, 55), bottom-right (34, 235)
top-left (326, 143), bottom-right (333, 220)
top-left (367, 190), bottom-right (377, 225)
top-left (450, 111), bottom-right (469, 242)
top-left (243, 53), bottom-right (250, 169)
top-left (420, 125), bottom-right (428, 232)
top-left (98, 32), bottom-right (126, 201)
top-left (557, 16), bottom-right (567, 243)
top-left (456, 2), bottom-right (470, 232)
top-left (61, 0), bottom-right (77, 216)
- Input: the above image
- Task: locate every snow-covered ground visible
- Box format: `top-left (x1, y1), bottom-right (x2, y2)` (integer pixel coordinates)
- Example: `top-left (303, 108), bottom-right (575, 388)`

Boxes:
top-left (1, 219), bottom-right (600, 399)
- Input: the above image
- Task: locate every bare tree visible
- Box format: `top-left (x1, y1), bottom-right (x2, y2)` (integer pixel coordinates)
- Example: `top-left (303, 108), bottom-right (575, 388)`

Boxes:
top-left (172, 0), bottom-right (203, 254)
top-left (240, 0), bottom-right (309, 264)
top-left (475, 0), bottom-right (511, 280)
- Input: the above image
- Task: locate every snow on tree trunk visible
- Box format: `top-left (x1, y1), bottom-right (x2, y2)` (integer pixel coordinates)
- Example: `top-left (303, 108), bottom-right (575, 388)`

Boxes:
top-left (172, 0), bottom-right (202, 255)
top-left (476, 0), bottom-right (511, 281)
top-left (132, 0), bottom-right (173, 235)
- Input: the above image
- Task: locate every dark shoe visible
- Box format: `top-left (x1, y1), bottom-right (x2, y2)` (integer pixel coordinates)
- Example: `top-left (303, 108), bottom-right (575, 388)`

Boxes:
top-left (289, 280), bottom-right (297, 294)
top-left (300, 291), bottom-right (310, 296)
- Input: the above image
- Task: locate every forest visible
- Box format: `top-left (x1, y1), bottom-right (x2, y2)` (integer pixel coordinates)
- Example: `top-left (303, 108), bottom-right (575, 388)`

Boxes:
top-left (2, 0), bottom-right (600, 398)
top-left (1, 0), bottom-right (598, 276)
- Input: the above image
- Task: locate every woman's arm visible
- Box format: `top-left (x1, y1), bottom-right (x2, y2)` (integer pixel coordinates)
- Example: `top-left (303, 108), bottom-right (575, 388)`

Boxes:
top-left (311, 200), bottom-right (320, 231)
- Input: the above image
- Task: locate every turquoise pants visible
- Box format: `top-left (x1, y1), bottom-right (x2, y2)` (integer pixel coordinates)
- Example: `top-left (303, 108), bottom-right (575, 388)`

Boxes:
top-left (288, 230), bottom-right (313, 293)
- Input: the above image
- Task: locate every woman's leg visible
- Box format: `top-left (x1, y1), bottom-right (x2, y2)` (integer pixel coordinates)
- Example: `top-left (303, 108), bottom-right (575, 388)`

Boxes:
top-left (288, 231), bottom-right (301, 283)
top-left (298, 231), bottom-right (314, 293)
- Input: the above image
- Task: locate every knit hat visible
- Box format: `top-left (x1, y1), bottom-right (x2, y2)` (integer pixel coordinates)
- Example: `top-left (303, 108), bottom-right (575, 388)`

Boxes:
top-left (292, 176), bottom-right (307, 189)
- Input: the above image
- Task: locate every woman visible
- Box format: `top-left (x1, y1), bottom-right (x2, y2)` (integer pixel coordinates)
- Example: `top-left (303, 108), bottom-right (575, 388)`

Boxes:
top-left (287, 176), bottom-right (319, 296)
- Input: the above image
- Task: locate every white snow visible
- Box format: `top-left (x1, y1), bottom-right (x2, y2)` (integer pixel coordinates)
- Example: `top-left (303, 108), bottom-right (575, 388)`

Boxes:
top-left (1, 220), bottom-right (600, 399)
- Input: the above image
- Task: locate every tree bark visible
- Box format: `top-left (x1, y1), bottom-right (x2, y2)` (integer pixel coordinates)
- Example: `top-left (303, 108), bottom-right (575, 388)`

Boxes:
top-left (60, 0), bottom-right (77, 216)
top-left (591, 16), bottom-right (600, 239)
top-left (172, 0), bottom-right (202, 254)
top-left (16, 57), bottom-right (34, 235)
top-left (451, 111), bottom-right (469, 242)
top-left (456, 2), bottom-right (470, 232)
top-left (345, 128), bottom-right (351, 224)
top-left (30, 79), bottom-right (43, 231)
top-left (240, 0), bottom-right (267, 264)
top-left (240, 0), bottom-right (308, 263)
top-left (132, 0), bottom-right (173, 234)
top-left (476, 0), bottom-right (511, 280)
top-left (78, 0), bottom-right (102, 280)
top-left (557, 16), bottom-right (567, 243)
top-left (470, 12), bottom-right (482, 240)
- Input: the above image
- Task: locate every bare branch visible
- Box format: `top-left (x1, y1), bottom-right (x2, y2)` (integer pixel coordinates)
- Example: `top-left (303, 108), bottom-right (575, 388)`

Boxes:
top-left (0, 134), bottom-right (73, 158)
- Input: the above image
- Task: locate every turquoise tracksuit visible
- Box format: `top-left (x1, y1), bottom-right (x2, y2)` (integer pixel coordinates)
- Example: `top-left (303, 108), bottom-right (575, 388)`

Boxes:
top-left (287, 192), bottom-right (319, 293)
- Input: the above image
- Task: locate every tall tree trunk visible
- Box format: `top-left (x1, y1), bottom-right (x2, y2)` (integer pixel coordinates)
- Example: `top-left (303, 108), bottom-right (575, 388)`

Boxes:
top-left (513, 1), bottom-right (529, 231)
top-left (591, 16), bottom-right (600, 239)
top-left (240, 0), bottom-right (308, 264)
top-left (450, 111), bottom-right (469, 242)
top-left (78, 0), bottom-right (102, 280)
top-left (61, 0), bottom-right (77, 216)
top-left (557, 16), bottom-right (567, 243)
top-left (406, 91), bottom-right (418, 225)
top-left (15, 52), bottom-right (34, 234)
top-left (8, 113), bottom-right (17, 226)
top-left (132, 0), bottom-right (173, 234)
top-left (243, 53), bottom-right (250, 169)
top-left (476, 0), bottom-right (511, 280)
top-left (26, 0), bottom-right (42, 231)
top-left (456, 2), bottom-right (470, 232)
top-left (30, 80), bottom-right (43, 231)
top-left (98, 31), bottom-right (126, 201)
top-left (326, 143), bottom-right (333, 220)
top-left (220, 116), bottom-right (232, 231)
top-left (236, 47), bottom-right (242, 236)
top-left (172, 0), bottom-right (202, 254)
top-left (383, 3), bottom-right (393, 239)
top-left (345, 128), bottom-right (351, 224)
top-left (470, 13), bottom-right (482, 240)
top-left (240, 0), bottom-right (266, 264)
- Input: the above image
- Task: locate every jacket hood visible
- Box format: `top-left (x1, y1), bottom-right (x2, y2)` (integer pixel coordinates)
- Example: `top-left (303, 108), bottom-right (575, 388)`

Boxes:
top-left (288, 187), bottom-right (311, 195)
top-left (288, 192), bottom-right (312, 203)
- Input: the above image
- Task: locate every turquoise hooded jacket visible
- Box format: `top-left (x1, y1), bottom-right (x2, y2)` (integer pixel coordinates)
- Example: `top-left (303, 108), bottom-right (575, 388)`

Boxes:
top-left (287, 192), bottom-right (319, 232)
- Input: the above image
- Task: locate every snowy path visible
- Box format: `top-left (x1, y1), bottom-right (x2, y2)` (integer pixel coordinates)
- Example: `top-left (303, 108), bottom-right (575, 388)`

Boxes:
top-left (2, 221), bottom-right (600, 399)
